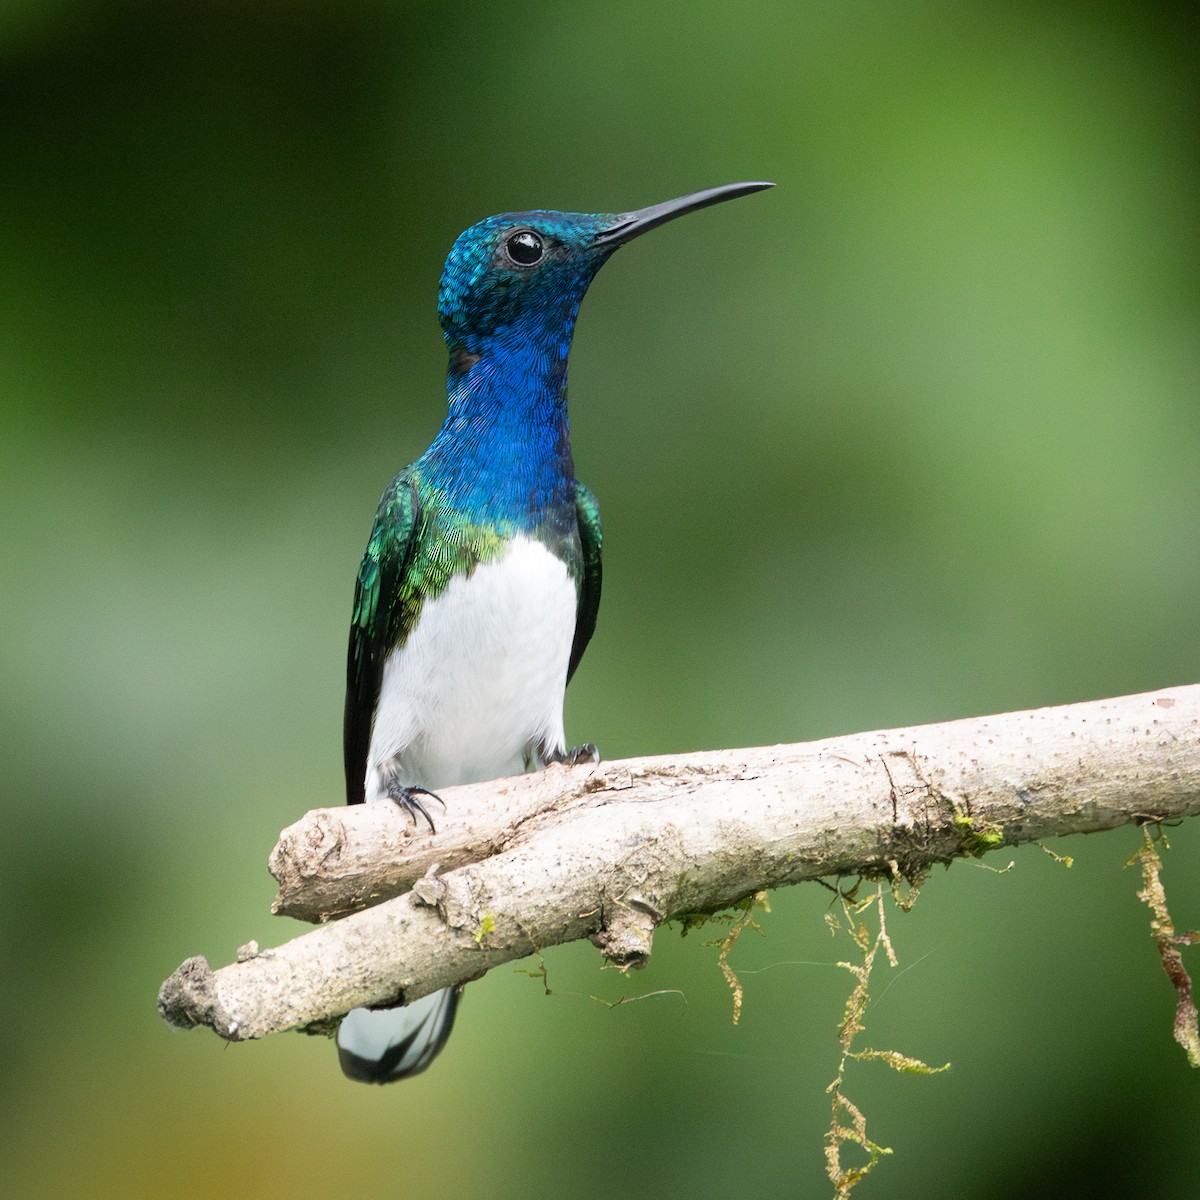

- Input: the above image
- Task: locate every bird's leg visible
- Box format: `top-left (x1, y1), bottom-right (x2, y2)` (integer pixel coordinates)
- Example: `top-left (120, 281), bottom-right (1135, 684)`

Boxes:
top-left (539, 741), bottom-right (601, 768)
top-left (387, 783), bottom-right (442, 832)
top-left (381, 768), bottom-right (444, 833)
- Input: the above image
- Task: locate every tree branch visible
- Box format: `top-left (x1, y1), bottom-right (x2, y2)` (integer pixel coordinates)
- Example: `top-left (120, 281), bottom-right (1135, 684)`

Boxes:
top-left (158, 684), bottom-right (1200, 1042)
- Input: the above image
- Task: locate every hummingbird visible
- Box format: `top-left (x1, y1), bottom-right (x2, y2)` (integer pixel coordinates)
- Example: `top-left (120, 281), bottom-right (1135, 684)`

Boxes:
top-left (335, 181), bottom-right (774, 1083)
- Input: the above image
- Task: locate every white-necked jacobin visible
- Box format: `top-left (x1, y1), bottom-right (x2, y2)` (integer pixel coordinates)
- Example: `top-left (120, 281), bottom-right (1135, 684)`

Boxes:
top-left (335, 181), bottom-right (774, 1083)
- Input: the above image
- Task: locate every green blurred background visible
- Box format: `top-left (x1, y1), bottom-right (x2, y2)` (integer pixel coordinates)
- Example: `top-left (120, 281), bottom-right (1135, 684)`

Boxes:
top-left (2, 1), bottom-right (1198, 1197)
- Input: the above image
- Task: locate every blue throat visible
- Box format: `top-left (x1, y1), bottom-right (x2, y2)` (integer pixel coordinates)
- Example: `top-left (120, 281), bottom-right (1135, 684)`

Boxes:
top-left (420, 319), bottom-right (579, 531)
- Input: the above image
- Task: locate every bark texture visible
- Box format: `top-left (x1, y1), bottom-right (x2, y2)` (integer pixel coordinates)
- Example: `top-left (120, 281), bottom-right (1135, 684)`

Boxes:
top-left (159, 684), bottom-right (1200, 1042)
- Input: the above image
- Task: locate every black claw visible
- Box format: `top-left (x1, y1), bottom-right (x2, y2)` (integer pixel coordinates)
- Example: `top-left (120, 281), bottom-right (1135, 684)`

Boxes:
top-left (569, 743), bottom-right (600, 766)
top-left (386, 782), bottom-right (443, 833)
top-left (545, 743), bottom-right (601, 768)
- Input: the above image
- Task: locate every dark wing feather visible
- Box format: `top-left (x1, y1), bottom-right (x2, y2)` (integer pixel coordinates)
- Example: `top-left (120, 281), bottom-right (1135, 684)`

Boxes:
top-left (568, 480), bottom-right (603, 684)
top-left (344, 474), bottom-right (421, 805)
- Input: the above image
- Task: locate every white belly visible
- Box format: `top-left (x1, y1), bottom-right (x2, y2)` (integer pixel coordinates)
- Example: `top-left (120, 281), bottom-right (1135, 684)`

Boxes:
top-left (364, 535), bottom-right (576, 797)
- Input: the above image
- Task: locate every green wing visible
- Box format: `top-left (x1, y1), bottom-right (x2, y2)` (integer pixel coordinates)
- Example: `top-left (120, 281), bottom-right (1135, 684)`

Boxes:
top-left (568, 480), bottom-right (603, 684)
top-left (344, 474), bottom-right (421, 805)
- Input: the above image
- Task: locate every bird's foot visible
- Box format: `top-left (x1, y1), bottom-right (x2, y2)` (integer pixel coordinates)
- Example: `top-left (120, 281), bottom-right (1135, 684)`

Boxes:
top-left (385, 780), bottom-right (444, 833)
top-left (546, 743), bottom-right (601, 768)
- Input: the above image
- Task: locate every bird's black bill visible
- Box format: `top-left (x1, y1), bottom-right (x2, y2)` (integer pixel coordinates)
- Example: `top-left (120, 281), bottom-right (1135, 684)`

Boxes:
top-left (591, 181), bottom-right (774, 248)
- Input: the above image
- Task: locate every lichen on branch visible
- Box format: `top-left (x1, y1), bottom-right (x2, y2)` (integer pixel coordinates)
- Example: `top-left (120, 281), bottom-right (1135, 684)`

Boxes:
top-left (1130, 824), bottom-right (1200, 1067)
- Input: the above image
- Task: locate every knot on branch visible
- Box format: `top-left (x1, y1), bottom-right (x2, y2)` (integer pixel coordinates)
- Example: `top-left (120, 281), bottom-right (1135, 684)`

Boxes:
top-left (157, 955), bottom-right (242, 1041)
top-left (591, 898), bottom-right (663, 970)
top-left (410, 867), bottom-right (448, 911)
top-left (272, 806), bottom-right (348, 902)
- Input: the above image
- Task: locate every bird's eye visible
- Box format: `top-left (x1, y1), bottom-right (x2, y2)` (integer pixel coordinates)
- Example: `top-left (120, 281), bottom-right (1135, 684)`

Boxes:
top-left (504, 230), bottom-right (544, 267)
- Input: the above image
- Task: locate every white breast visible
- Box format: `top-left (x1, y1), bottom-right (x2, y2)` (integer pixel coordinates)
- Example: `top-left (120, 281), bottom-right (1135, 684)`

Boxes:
top-left (364, 535), bottom-right (576, 798)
